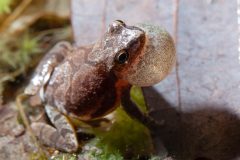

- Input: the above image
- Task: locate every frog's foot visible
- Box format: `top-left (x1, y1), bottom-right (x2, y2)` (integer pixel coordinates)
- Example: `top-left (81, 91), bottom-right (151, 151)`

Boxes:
top-left (31, 105), bottom-right (78, 152)
top-left (31, 122), bottom-right (77, 152)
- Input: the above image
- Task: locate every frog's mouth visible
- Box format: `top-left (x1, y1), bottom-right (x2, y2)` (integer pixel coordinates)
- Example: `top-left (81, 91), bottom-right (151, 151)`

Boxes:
top-left (125, 24), bottom-right (176, 87)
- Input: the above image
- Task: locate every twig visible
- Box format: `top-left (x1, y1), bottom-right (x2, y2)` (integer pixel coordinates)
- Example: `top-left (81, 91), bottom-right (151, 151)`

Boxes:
top-left (16, 94), bottom-right (46, 159)
top-left (173, 0), bottom-right (182, 110)
top-left (0, 0), bottom-right (32, 33)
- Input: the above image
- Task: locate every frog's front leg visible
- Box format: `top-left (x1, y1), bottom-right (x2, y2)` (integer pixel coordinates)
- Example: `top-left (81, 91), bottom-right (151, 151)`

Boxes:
top-left (31, 105), bottom-right (78, 152)
top-left (24, 41), bottom-right (71, 96)
top-left (121, 86), bottom-right (161, 131)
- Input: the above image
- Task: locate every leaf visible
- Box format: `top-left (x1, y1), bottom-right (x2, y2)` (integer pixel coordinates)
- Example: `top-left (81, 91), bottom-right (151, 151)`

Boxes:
top-left (0, 0), bottom-right (12, 14)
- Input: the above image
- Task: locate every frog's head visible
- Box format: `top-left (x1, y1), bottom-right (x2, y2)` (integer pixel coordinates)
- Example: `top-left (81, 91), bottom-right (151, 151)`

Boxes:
top-left (89, 20), bottom-right (176, 86)
top-left (89, 20), bottom-right (145, 73)
top-left (105, 20), bottom-right (146, 78)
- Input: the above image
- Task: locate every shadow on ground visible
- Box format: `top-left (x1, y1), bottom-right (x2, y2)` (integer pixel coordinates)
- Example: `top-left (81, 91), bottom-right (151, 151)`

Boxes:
top-left (143, 87), bottom-right (240, 160)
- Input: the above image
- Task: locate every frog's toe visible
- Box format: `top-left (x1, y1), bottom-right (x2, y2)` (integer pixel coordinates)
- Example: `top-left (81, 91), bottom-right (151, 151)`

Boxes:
top-left (31, 122), bottom-right (79, 152)
top-left (58, 142), bottom-right (79, 153)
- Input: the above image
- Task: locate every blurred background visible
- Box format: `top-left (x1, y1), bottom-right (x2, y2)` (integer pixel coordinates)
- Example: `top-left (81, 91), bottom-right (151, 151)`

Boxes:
top-left (0, 0), bottom-right (239, 160)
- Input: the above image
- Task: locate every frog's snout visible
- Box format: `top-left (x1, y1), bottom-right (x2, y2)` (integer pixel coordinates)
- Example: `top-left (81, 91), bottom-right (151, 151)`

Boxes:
top-left (125, 24), bottom-right (176, 87)
top-left (108, 20), bottom-right (126, 33)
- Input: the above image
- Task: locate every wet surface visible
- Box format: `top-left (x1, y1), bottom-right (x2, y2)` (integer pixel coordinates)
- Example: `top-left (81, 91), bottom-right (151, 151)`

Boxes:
top-left (0, 105), bottom-right (36, 160)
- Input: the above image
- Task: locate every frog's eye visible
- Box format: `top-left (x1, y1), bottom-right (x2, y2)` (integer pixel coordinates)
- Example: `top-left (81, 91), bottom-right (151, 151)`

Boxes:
top-left (115, 50), bottom-right (129, 64)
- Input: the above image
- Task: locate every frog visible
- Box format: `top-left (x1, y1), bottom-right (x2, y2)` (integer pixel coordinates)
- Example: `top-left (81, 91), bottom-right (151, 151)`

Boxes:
top-left (19, 20), bottom-right (176, 153)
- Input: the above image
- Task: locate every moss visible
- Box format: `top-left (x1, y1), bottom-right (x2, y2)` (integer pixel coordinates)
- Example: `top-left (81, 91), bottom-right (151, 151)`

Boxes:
top-left (79, 86), bottom-right (153, 159)
top-left (50, 153), bottom-right (77, 160)
top-left (0, 33), bottom-right (40, 71)
top-left (30, 152), bottom-right (48, 160)
top-left (80, 139), bottom-right (123, 160)
top-left (0, 33), bottom-right (40, 102)
top-left (149, 156), bottom-right (165, 160)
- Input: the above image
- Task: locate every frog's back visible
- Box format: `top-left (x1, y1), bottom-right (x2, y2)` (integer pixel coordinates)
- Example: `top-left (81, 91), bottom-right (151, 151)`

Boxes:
top-left (44, 46), bottom-right (119, 120)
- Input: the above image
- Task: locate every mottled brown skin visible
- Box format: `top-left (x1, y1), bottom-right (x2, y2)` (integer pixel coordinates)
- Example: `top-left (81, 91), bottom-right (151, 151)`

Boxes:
top-left (24, 20), bottom-right (158, 152)
top-left (44, 22), bottom-right (145, 120)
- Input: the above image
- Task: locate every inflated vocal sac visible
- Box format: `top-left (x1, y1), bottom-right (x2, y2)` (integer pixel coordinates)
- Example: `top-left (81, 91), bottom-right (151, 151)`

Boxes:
top-left (125, 24), bottom-right (176, 87)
